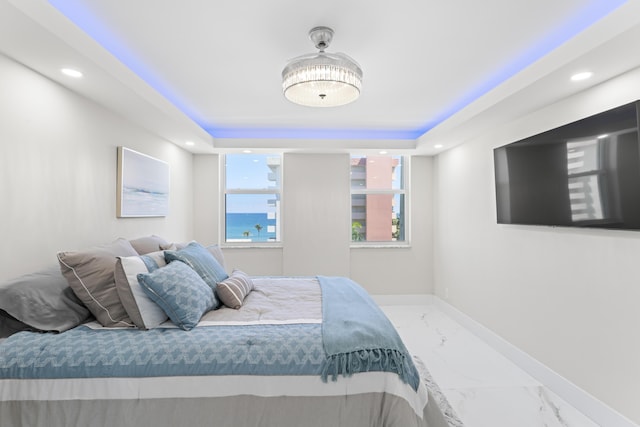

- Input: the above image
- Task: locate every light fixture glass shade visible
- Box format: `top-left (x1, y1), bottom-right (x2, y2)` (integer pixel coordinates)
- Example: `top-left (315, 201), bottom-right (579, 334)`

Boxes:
top-left (282, 52), bottom-right (362, 107)
top-left (282, 27), bottom-right (362, 107)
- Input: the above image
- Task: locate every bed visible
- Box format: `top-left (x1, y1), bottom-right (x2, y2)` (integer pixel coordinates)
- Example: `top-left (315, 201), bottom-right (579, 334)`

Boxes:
top-left (0, 237), bottom-right (448, 427)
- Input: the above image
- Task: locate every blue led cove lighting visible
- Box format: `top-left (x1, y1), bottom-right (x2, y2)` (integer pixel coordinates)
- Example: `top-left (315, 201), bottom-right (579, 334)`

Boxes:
top-left (49, 0), bottom-right (627, 141)
top-left (205, 126), bottom-right (425, 140)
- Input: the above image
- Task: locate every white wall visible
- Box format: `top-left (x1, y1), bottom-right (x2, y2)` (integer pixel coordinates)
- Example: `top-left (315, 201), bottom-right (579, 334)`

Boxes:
top-left (0, 53), bottom-right (194, 281)
top-left (433, 66), bottom-right (640, 424)
top-left (193, 153), bottom-right (434, 295)
top-left (283, 153), bottom-right (351, 276)
top-left (193, 154), bottom-right (219, 245)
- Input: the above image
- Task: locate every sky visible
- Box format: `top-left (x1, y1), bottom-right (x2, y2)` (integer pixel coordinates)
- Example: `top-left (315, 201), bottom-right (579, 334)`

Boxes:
top-left (121, 148), bottom-right (169, 193)
top-left (225, 154), bottom-right (279, 213)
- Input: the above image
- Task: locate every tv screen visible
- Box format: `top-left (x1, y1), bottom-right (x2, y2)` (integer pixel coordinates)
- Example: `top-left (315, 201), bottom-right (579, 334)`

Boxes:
top-left (494, 101), bottom-right (640, 230)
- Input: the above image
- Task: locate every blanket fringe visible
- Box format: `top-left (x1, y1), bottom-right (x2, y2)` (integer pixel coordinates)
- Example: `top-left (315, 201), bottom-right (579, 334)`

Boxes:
top-left (321, 348), bottom-right (418, 388)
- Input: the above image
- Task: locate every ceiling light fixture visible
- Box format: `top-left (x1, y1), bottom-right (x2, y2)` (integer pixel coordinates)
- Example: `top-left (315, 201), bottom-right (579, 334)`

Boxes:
top-left (61, 68), bottom-right (83, 78)
top-left (570, 71), bottom-right (593, 81)
top-left (282, 26), bottom-right (362, 108)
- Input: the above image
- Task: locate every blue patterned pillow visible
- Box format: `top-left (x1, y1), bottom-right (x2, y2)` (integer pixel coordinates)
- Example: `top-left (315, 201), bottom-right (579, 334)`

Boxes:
top-left (137, 261), bottom-right (215, 331)
top-left (164, 241), bottom-right (228, 307)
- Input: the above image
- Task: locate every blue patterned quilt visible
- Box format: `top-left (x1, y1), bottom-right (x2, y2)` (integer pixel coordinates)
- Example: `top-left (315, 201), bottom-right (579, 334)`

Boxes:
top-left (0, 276), bottom-right (418, 388)
top-left (0, 323), bottom-right (325, 379)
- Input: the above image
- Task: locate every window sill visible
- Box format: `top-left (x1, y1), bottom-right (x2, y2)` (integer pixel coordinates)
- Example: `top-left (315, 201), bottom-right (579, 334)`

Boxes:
top-left (221, 244), bottom-right (283, 249)
top-left (350, 243), bottom-right (411, 249)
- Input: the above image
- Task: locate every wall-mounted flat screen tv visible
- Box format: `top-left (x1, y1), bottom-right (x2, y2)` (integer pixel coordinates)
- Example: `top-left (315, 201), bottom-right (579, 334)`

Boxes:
top-left (494, 100), bottom-right (640, 230)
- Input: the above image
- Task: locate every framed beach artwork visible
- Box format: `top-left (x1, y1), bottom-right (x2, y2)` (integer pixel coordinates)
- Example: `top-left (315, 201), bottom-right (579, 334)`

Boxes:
top-left (117, 147), bottom-right (170, 217)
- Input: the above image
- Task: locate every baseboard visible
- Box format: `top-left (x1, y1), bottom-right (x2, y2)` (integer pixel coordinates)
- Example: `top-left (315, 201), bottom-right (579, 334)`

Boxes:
top-left (433, 296), bottom-right (639, 427)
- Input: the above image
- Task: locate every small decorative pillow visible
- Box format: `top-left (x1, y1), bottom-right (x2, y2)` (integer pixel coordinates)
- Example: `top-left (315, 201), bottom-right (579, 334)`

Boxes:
top-left (114, 251), bottom-right (169, 329)
top-left (164, 241), bottom-right (228, 308)
top-left (137, 261), bottom-right (216, 331)
top-left (57, 238), bottom-right (138, 327)
top-left (216, 270), bottom-right (254, 309)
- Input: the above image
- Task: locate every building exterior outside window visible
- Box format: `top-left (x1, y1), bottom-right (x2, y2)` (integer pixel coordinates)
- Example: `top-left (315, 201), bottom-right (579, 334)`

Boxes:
top-left (351, 155), bottom-right (407, 243)
top-left (223, 154), bottom-right (281, 244)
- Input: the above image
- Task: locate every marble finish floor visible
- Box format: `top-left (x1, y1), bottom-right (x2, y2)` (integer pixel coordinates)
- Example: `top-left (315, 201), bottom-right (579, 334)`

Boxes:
top-left (381, 303), bottom-right (600, 427)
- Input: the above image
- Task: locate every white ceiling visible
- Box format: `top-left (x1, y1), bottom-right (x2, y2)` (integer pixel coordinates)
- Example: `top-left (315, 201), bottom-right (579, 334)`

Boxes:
top-left (1, 0), bottom-right (640, 154)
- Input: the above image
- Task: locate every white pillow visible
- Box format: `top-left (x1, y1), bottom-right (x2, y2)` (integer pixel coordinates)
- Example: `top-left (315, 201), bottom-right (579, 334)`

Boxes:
top-left (114, 251), bottom-right (169, 329)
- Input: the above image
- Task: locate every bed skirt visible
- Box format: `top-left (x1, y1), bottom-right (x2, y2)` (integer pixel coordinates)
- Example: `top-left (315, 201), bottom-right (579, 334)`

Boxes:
top-left (0, 373), bottom-right (449, 427)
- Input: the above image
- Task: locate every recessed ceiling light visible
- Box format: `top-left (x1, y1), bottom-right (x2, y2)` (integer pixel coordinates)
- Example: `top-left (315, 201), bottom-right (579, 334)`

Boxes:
top-left (61, 68), bottom-right (83, 78)
top-left (243, 150), bottom-right (252, 153)
top-left (379, 150), bottom-right (388, 155)
top-left (185, 141), bottom-right (195, 146)
top-left (570, 71), bottom-right (593, 82)
top-left (434, 144), bottom-right (443, 149)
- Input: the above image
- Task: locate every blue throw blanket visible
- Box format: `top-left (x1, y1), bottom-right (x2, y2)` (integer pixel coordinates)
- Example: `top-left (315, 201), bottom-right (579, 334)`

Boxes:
top-left (318, 276), bottom-right (420, 391)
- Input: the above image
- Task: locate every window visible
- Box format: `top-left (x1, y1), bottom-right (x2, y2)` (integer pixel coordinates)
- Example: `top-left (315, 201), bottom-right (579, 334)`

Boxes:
top-left (350, 155), bottom-right (407, 243)
top-left (223, 154), bottom-right (281, 243)
top-left (566, 138), bottom-right (605, 222)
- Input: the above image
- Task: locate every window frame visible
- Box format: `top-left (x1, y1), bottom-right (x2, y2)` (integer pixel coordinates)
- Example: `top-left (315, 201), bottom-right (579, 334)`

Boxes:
top-left (221, 153), bottom-right (283, 247)
top-left (350, 154), bottom-right (410, 247)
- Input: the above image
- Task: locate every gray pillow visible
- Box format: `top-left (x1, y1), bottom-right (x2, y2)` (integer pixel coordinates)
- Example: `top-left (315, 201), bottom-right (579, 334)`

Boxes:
top-left (0, 309), bottom-right (36, 338)
top-left (206, 244), bottom-right (227, 271)
top-left (58, 238), bottom-right (138, 327)
top-left (129, 235), bottom-right (170, 255)
top-left (0, 265), bottom-right (91, 334)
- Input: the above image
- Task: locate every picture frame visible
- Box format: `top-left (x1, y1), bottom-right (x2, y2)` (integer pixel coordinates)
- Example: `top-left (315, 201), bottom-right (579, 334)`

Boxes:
top-left (117, 146), bottom-right (170, 217)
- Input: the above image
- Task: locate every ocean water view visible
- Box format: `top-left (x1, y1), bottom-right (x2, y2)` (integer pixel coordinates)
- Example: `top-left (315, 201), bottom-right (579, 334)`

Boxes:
top-left (121, 186), bottom-right (169, 217)
top-left (226, 213), bottom-right (276, 242)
